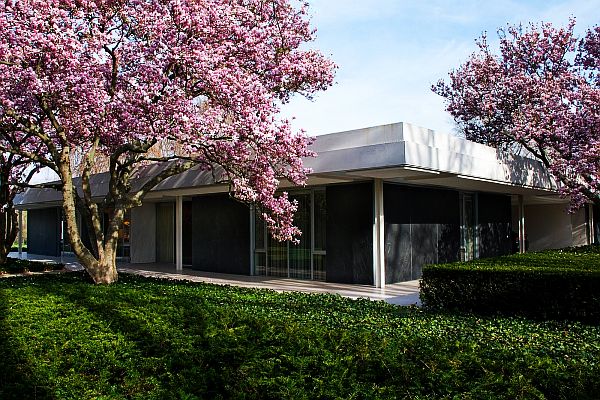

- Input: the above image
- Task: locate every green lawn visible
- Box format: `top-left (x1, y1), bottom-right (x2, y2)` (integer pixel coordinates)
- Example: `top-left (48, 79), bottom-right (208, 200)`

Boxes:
top-left (0, 272), bottom-right (599, 399)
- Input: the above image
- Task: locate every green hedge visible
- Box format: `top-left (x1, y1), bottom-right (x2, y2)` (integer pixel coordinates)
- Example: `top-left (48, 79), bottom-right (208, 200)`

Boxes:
top-left (0, 258), bottom-right (63, 275)
top-left (10, 246), bottom-right (28, 252)
top-left (420, 246), bottom-right (600, 322)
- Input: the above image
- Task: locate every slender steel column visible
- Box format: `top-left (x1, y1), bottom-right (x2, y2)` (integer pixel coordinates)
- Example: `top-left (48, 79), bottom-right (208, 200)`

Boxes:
top-left (373, 179), bottom-right (386, 288)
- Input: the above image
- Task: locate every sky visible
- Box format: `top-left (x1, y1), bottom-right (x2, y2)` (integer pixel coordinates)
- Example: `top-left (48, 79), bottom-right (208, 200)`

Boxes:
top-left (29, 0), bottom-right (600, 183)
top-left (280, 0), bottom-right (600, 136)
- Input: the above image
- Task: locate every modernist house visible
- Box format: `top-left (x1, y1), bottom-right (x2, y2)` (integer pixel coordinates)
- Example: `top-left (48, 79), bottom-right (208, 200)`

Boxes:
top-left (15, 122), bottom-right (598, 287)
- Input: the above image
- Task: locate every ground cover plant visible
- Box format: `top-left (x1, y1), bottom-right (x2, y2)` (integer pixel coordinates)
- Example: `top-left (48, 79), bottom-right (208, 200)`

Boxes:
top-left (1, 273), bottom-right (599, 399)
top-left (0, 258), bottom-right (62, 275)
top-left (421, 246), bottom-right (600, 321)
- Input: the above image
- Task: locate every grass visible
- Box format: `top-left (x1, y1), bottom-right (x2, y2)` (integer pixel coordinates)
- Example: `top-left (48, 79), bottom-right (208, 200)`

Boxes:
top-left (0, 272), bottom-right (599, 399)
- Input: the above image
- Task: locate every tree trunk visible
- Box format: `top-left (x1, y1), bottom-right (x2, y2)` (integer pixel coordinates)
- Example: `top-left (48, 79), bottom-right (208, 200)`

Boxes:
top-left (86, 257), bottom-right (119, 284)
top-left (58, 157), bottom-right (120, 284)
top-left (0, 169), bottom-right (18, 266)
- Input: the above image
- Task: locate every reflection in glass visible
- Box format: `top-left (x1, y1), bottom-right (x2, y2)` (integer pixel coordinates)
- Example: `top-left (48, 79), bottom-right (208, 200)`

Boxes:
top-left (253, 188), bottom-right (326, 281)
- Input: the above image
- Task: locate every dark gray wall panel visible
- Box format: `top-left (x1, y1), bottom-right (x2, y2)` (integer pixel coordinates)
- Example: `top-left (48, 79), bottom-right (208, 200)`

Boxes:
top-left (27, 207), bottom-right (61, 257)
top-left (478, 193), bottom-right (512, 258)
top-left (411, 224), bottom-right (437, 279)
top-left (326, 182), bottom-right (374, 284)
top-left (595, 205), bottom-right (600, 244)
top-left (384, 224), bottom-right (411, 282)
top-left (438, 223), bottom-right (461, 263)
top-left (183, 201), bottom-right (193, 265)
top-left (192, 194), bottom-right (250, 275)
top-left (383, 184), bottom-right (460, 283)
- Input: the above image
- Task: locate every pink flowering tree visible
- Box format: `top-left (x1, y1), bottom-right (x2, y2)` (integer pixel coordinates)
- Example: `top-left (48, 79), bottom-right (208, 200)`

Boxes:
top-left (0, 0), bottom-right (335, 283)
top-left (434, 20), bottom-right (600, 210)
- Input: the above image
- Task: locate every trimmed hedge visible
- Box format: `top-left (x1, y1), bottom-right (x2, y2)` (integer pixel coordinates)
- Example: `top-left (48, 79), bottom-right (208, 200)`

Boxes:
top-left (0, 258), bottom-right (63, 275)
top-left (10, 246), bottom-right (28, 252)
top-left (420, 246), bottom-right (600, 322)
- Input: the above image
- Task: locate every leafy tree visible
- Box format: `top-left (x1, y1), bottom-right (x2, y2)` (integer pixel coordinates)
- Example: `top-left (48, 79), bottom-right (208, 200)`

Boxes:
top-left (434, 20), bottom-right (600, 210)
top-left (0, 0), bottom-right (335, 283)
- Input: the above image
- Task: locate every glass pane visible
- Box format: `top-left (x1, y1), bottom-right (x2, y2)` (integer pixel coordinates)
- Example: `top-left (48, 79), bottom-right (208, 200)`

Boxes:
top-left (313, 254), bottom-right (326, 281)
top-left (255, 213), bottom-right (265, 250)
top-left (254, 252), bottom-right (266, 276)
top-left (117, 210), bottom-right (131, 259)
top-left (267, 238), bottom-right (288, 277)
top-left (314, 189), bottom-right (326, 251)
top-left (462, 194), bottom-right (475, 261)
top-left (289, 193), bottom-right (311, 279)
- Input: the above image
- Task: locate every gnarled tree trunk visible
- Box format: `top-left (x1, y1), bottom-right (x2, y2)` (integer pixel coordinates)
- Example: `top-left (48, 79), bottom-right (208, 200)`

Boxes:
top-left (59, 152), bottom-right (122, 284)
top-left (0, 164), bottom-right (18, 265)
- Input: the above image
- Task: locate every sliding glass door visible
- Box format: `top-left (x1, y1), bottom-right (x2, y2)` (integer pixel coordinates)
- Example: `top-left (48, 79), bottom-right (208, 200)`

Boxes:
top-left (460, 193), bottom-right (477, 262)
top-left (254, 188), bottom-right (326, 281)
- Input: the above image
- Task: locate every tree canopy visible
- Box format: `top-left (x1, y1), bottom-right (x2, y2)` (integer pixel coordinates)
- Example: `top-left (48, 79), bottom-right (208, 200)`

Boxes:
top-left (0, 0), bottom-right (335, 283)
top-left (434, 20), bottom-right (600, 210)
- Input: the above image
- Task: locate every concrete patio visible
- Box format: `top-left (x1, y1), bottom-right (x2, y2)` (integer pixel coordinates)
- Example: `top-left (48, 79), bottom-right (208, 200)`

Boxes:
top-left (8, 252), bottom-right (421, 306)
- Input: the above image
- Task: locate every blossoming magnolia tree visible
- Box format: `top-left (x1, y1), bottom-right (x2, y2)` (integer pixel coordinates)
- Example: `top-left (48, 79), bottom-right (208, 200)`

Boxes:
top-left (0, 0), bottom-right (335, 283)
top-left (434, 20), bottom-right (600, 210)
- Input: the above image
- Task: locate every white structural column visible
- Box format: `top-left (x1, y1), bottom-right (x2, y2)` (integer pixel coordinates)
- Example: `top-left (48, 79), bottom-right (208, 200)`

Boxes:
top-left (175, 196), bottom-right (183, 272)
top-left (18, 210), bottom-right (23, 259)
top-left (518, 195), bottom-right (526, 253)
top-left (373, 179), bottom-right (386, 289)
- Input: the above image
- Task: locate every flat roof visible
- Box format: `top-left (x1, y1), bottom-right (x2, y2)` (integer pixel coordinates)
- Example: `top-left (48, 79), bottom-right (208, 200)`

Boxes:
top-left (15, 122), bottom-right (559, 208)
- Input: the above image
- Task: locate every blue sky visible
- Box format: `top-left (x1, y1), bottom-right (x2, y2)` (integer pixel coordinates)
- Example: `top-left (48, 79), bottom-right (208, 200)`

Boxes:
top-left (281, 0), bottom-right (600, 136)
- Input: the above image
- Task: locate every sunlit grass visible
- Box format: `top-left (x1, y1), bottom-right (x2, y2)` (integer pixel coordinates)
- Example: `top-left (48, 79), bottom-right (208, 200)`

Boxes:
top-left (0, 272), bottom-right (598, 399)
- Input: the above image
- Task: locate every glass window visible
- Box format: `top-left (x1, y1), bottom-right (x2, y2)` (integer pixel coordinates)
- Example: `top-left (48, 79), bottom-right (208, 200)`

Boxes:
top-left (314, 189), bottom-right (326, 251)
top-left (253, 188), bottom-right (326, 281)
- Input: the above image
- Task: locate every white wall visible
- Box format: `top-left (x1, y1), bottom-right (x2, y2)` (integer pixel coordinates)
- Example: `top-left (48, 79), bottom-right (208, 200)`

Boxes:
top-left (571, 209), bottom-right (589, 247)
top-left (130, 203), bottom-right (156, 263)
top-left (515, 204), bottom-right (589, 252)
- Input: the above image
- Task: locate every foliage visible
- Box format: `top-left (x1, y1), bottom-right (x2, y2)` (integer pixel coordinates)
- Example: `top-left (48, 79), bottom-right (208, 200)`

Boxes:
top-left (0, 0), bottom-right (335, 283)
top-left (0, 273), bottom-right (599, 399)
top-left (0, 258), bottom-right (62, 275)
top-left (434, 20), bottom-right (600, 210)
top-left (421, 246), bottom-right (600, 322)
top-left (9, 246), bottom-right (27, 252)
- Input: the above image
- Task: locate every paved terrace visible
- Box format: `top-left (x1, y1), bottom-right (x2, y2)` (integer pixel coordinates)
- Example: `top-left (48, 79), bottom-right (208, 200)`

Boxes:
top-left (8, 253), bottom-right (421, 306)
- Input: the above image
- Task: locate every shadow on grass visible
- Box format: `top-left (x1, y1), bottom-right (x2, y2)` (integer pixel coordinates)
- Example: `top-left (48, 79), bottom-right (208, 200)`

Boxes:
top-left (0, 288), bottom-right (52, 400)
top-left (33, 273), bottom-right (257, 398)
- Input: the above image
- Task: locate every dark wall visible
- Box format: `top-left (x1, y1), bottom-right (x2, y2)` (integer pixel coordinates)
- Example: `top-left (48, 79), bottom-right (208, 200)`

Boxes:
top-left (594, 205), bottom-right (600, 244)
top-left (326, 182), bottom-right (374, 285)
top-left (192, 194), bottom-right (250, 274)
top-left (27, 207), bottom-right (61, 257)
top-left (183, 201), bottom-right (193, 265)
top-left (478, 193), bottom-right (513, 258)
top-left (384, 184), bottom-right (460, 283)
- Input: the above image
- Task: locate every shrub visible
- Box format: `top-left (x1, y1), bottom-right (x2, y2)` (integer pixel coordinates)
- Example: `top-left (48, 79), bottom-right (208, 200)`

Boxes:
top-left (0, 272), bottom-right (599, 399)
top-left (420, 246), bottom-right (600, 322)
top-left (0, 258), bottom-right (63, 275)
